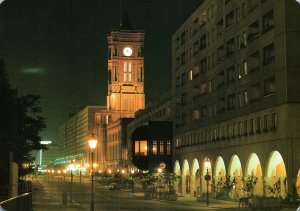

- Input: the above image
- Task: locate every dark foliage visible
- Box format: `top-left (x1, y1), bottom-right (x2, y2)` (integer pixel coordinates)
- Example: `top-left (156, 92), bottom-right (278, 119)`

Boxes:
top-left (0, 58), bottom-right (46, 186)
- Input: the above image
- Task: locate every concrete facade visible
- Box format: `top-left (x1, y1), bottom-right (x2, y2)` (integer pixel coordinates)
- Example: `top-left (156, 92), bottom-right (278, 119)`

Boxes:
top-left (172, 0), bottom-right (300, 198)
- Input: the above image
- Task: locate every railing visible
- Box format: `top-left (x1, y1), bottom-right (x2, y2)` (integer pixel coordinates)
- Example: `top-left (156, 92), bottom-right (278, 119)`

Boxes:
top-left (0, 192), bottom-right (32, 211)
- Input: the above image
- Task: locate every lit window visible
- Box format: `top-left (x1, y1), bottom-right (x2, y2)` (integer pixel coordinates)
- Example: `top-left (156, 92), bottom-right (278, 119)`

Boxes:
top-left (124, 62), bottom-right (132, 82)
top-left (160, 141), bottom-right (164, 155)
top-left (189, 70), bottom-right (193, 80)
top-left (153, 141), bottom-right (157, 155)
top-left (167, 141), bottom-right (171, 155)
top-left (134, 140), bottom-right (147, 156)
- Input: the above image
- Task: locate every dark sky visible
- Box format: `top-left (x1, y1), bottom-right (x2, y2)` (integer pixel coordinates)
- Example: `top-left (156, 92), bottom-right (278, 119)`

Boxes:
top-left (0, 0), bottom-right (201, 142)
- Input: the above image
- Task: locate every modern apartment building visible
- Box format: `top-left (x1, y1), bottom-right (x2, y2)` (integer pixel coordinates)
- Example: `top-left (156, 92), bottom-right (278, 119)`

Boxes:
top-left (56, 106), bottom-right (105, 168)
top-left (172, 0), bottom-right (300, 198)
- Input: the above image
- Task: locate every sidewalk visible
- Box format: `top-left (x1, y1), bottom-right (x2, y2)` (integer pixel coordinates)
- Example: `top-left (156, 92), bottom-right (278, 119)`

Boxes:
top-left (129, 191), bottom-right (298, 211)
top-left (31, 178), bottom-right (85, 211)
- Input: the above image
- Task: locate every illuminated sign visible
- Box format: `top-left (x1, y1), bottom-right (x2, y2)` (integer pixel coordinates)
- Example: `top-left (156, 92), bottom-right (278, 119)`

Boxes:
top-left (40, 140), bottom-right (52, 145)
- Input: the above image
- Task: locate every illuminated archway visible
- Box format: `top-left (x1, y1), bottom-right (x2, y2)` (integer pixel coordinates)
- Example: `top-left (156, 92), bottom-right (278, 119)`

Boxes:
top-left (228, 155), bottom-right (243, 198)
top-left (214, 156), bottom-right (226, 178)
top-left (201, 157), bottom-right (212, 194)
top-left (174, 160), bottom-right (181, 195)
top-left (297, 170), bottom-right (300, 196)
top-left (266, 151), bottom-right (287, 198)
top-left (182, 159), bottom-right (191, 196)
top-left (191, 159), bottom-right (200, 197)
top-left (245, 153), bottom-right (263, 196)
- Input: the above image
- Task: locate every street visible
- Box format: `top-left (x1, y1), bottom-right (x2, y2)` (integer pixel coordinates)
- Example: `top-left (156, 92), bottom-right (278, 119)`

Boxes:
top-left (30, 175), bottom-right (240, 211)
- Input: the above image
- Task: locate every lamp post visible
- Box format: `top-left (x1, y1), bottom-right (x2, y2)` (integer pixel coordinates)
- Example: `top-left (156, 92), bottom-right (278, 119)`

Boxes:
top-left (88, 136), bottom-right (97, 211)
top-left (131, 169), bottom-right (135, 194)
top-left (204, 158), bottom-right (211, 206)
top-left (68, 164), bottom-right (76, 203)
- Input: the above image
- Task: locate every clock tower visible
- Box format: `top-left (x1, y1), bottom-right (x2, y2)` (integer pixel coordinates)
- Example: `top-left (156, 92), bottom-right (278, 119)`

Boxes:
top-left (106, 16), bottom-right (145, 121)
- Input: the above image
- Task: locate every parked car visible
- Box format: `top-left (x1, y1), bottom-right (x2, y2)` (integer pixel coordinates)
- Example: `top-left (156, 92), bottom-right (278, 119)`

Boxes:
top-left (108, 183), bottom-right (121, 190)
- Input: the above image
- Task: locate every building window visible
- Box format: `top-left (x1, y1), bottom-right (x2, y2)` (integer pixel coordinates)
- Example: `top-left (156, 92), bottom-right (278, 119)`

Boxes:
top-left (238, 122), bottom-right (242, 136)
top-left (248, 20), bottom-right (260, 42)
top-left (217, 45), bottom-right (225, 62)
top-left (218, 97), bottom-right (225, 113)
top-left (181, 93), bottom-right (187, 106)
top-left (124, 62), bottom-right (132, 82)
top-left (200, 58), bottom-right (207, 73)
top-left (271, 113), bottom-right (277, 130)
top-left (227, 38), bottom-right (235, 56)
top-left (201, 106), bottom-right (207, 119)
top-left (264, 76), bottom-right (276, 95)
top-left (181, 113), bottom-right (186, 126)
top-left (153, 141), bottom-right (157, 155)
top-left (135, 140), bottom-right (147, 156)
top-left (189, 70), bottom-right (193, 81)
top-left (243, 61), bottom-right (248, 76)
top-left (242, 32), bottom-right (247, 47)
top-left (250, 83), bottom-right (261, 102)
top-left (192, 18), bottom-right (199, 34)
top-left (181, 31), bottom-right (186, 45)
top-left (216, 19), bottom-right (224, 36)
top-left (263, 10), bottom-right (274, 33)
top-left (160, 141), bottom-right (164, 155)
top-left (193, 41), bottom-right (199, 55)
top-left (181, 72), bottom-right (187, 86)
top-left (228, 94), bottom-right (236, 110)
top-left (241, 2), bottom-right (246, 18)
top-left (138, 67), bottom-right (144, 82)
top-left (226, 10), bottom-right (234, 28)
top-left (181, 52), bottom-right (186, 65)
top-left (263, 115), bottom-right (268, 132)
top-left (249, 51), bottom-right (260, 73)
top-left (263, 43), bottom-right (275, 65)
top-left (238, 93), bottom-right (242, 108)
top-left (236, 7), bottom-right (240, 23)
top-left (256, 117), bottom-right (261, 133)
top-left (201, 81), bottom-right (208, 94)
top-left (249, 119), bottom-right (254, 134)
top-left (193, 110), bottom-right (200, 120)
top-left (167, 141), bottom-right (171, 155)
top-left (200, 35), bottom-right (206, 49)
top-left (244, 120), bottom-right (248, 135)
top-left (244, 91), bottom-right (248, 106)
top-left (227, 66), bottom-right (236, 84)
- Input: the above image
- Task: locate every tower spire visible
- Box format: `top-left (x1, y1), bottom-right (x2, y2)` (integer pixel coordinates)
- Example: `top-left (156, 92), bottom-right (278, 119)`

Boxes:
top-left (120, 0), bottom-right (133, 30)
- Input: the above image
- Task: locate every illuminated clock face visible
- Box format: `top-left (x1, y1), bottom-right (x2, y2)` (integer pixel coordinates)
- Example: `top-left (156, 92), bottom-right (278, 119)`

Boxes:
top-left (123, 47), bottom-right (133, 56)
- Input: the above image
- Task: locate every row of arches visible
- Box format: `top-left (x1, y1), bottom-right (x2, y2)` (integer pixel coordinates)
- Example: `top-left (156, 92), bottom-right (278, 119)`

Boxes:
top-left (174, 151), bottom-right (300, 198)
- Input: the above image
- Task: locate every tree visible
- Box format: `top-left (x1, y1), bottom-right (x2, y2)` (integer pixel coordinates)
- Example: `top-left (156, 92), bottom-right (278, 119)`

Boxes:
top-left (161, 170), bottom-right (179, 193)
top-left (242, 172), bottom-right (258, 197)
top-left (0, 58), bottom-right (46, 187)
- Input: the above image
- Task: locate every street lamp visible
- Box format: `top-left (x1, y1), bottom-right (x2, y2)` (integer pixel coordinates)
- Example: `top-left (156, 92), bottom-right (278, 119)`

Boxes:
top-left (131, 169), bottom-right (135, 194)
top-left (88, 136), bottom-right (97, 211)
top-left (204, 158), bottom-right (211, 206)
top-left (68, 164), bottom-right (76, 203)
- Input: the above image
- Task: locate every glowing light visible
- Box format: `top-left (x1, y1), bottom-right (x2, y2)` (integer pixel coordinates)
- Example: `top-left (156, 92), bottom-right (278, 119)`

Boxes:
top-left (158, 168), bottom-right (162, 173)
top-left (88, 139), bottom-right (97, 149)
top-left (108, 169), bottom-right (112, 174)
top-left (40, 140), bottom-right (51, 145)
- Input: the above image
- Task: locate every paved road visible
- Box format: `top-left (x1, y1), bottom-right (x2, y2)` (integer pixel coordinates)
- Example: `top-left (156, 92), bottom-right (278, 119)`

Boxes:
top-left (29, 175), bottom-right (247, 211)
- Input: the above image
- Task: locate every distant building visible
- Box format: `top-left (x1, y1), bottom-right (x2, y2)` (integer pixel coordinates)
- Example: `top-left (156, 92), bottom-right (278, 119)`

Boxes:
top-left (131, 121), bottom-right (173, 172)
top-left (172, 0), bottom-right (300, 198)
top-left (56, 106), bottom-right (105, 169)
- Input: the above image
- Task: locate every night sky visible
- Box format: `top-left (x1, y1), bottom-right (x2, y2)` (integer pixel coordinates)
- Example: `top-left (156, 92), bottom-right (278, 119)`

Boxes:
top-left (0, 0), bottom-right (201, 142)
